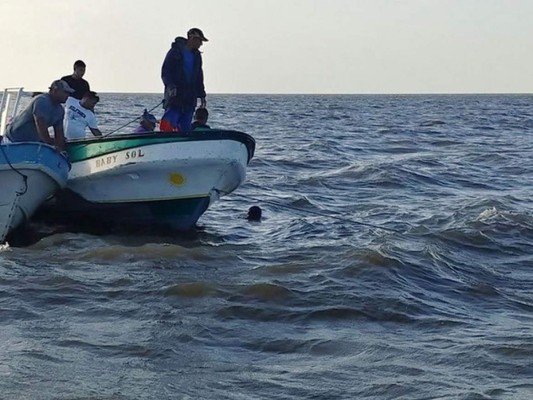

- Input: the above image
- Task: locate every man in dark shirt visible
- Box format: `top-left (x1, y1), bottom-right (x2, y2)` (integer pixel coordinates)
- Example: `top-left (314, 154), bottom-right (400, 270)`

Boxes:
top-left (61, 60), bottom-right (90, 100)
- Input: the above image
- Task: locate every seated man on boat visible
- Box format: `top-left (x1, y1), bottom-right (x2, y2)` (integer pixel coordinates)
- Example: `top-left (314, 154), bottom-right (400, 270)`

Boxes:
top-left (1, 79), bottom-right (73, 151)
top-left (64, 91), bottom-right (102, 141)
top-left (133, 109), bottom-right (158, 133)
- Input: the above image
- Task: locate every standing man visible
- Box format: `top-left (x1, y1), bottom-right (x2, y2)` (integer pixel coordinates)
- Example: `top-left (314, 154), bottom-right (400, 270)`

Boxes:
top-left (64, 91), bottom-right (102, 141)
top-left (1, 80), bottom-right (73, 151)
top-left (61, 60), bottom-right (91, 100)
top-left (160, 27), bottom-right (208, 132)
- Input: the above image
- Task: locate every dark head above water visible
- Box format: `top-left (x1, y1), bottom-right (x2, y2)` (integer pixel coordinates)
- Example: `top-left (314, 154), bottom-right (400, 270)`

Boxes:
top-left (247, 206), bottom-right (262, 221)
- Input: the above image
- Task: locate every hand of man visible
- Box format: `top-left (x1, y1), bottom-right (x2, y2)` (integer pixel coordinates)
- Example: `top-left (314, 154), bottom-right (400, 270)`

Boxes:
top-left (199, 98), bottom-right (207, 108)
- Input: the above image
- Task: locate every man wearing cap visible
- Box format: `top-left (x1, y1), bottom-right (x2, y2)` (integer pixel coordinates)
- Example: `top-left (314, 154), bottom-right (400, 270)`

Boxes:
top-left (160, 27), bottom-right (208, 132)
top-left (1, 80), bottom-right (73, 150)
top-left (64, 91), bottom-right (102, 141)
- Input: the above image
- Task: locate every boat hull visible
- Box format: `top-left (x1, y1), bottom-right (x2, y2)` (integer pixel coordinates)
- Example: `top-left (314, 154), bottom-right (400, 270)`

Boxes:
top-left (54, 190), bottom-right (211, 232)
top-left (0, 143), bottom-right (69, 242)
top-left (51, 130), bottom-right (255, 231)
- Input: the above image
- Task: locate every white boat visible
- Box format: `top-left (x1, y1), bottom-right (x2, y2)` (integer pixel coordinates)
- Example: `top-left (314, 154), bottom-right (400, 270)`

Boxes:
top-left (46, 129), bottom-right (256, 231)
top-left (0, 87), bottom-right (70, 243)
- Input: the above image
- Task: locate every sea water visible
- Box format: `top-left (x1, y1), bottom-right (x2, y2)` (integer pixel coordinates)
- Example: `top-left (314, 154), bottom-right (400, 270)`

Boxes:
top-left (1, 94), bottom-right (532, 399)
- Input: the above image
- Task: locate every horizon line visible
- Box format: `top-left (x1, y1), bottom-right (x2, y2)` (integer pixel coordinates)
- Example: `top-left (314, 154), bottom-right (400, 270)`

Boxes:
top-left (18, 90), bottom-right (533, 96)
top-left (60, 91), bottom-right (533, 96)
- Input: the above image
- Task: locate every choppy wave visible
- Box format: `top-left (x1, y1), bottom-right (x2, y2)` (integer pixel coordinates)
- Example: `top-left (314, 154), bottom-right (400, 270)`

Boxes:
top-left (1, 94), bottom-right (533, 399)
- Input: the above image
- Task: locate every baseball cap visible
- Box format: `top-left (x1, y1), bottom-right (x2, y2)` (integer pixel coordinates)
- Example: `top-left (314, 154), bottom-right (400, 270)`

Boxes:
top-left (49, 79), bottom-right (75, 93)
top-left (187, 27), bottom-right (208, 41)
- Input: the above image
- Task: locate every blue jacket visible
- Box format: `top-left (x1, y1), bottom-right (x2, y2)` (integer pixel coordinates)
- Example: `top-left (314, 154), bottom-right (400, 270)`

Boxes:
top-left (161, 37), bottom-right (206, 110)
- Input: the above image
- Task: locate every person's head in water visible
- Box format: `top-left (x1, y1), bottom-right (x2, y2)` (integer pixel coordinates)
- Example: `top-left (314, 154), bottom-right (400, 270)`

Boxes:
top-left (247, 206), bottom-right (262, 221)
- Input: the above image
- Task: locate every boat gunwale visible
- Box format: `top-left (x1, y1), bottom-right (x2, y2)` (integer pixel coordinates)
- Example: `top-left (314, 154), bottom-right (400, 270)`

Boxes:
top-left (0, 142), bottom-right (70, 186)
top-left (67, 130), bottom-right (256, 163)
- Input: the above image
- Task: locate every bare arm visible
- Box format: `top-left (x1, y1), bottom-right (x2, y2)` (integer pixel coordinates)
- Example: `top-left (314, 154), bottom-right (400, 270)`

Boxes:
top-left (52, 125), bottom-right (66, 151)
top-left (34, 115), bottom-right (54, 145)
top-left (89, 127), bottom-right (102, 137)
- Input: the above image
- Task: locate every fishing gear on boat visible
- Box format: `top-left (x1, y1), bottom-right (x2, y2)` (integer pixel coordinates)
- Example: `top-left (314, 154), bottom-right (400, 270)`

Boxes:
top-left (102, 99), bottom-right (164, 138)
top-left (232, 193), bottom-right (404, 233)
top-left (68, 99), bottom-right (165, 152)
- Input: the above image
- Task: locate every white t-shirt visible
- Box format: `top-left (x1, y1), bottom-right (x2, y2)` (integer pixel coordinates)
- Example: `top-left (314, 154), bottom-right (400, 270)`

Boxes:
top-left (64, 96), bottom-right (99, 140)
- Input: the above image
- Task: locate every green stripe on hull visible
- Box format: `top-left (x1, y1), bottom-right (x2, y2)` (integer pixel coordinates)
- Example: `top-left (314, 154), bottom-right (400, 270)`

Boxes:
top-left (67, 130), bottom-right (256, 163)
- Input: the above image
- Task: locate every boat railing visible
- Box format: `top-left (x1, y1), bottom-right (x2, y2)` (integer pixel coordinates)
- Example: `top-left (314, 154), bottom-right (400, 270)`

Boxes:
top-left (0, 87), bottom-right (24, 137)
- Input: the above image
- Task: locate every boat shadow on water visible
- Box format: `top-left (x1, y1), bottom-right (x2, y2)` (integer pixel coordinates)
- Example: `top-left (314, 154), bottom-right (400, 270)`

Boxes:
top-left (6, 209), bottom-right (208, 248)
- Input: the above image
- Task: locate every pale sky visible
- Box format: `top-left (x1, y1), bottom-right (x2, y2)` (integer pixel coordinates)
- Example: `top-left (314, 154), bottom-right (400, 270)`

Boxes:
top-left (1, 0), bottom-right (532, 94)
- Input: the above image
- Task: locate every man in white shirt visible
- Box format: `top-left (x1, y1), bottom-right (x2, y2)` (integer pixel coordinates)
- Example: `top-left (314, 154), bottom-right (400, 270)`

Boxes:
top-left (64, 91), bottom-right (102, 140)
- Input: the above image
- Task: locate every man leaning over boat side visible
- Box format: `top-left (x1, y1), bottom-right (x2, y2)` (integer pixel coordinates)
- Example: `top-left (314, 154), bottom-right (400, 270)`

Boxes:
top-left (160, 27), bottom-right (208, 132)
top-left (64, 91), bottom-right (102, 141)
top-left (1, 80), bottom-right (73, 151)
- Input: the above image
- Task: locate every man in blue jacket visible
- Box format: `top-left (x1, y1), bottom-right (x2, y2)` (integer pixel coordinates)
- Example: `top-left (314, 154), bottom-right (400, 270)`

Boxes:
top-left (160, 28), bottom-right (208, 132)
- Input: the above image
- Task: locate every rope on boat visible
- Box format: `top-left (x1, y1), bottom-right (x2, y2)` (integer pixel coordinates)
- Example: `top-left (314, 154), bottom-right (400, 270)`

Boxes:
top-left (67, 99), bottom-right (165, 153)
top-left (102, 99), bottom-right (164, 138)
top-left (231, 193), bottom-right (404, 233)
top-left (0, 143), bottom-right (28, 242)
top-left (0, 144), bottom-right (28, 195)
